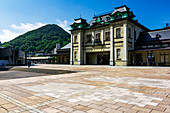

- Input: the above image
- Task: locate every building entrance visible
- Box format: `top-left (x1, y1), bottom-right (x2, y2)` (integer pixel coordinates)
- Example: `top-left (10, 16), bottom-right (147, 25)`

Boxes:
top-left (86, 52), bottom-right (110, 65)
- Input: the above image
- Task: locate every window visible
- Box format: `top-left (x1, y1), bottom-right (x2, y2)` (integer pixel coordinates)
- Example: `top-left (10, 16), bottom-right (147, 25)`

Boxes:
top-left (141, 46), bottom-right (147, 49)
top-left (105, 32), bottom-right (110, 41)
top-left (162, 44), bottom-right (169, 47)
top-left (74, 52), bottom-right (77, 61)
top-left (62, 57), bottom-right (65, 63)
top-left (148, 45), bottom-right (154, 48)
top-left (86, 35), bottom-right (92, 43)
top-left (128, 28), bottom-right (131, 38)
top-left (161, 53), bottom-right (169, 63)
top-left (117, 49), bottom-right (121, 60)
top-left (155, 45), bottom-right (161, 48)
top-left (74, 36), bottom-right (78, 43)
top-left (96, 33), bottom-right (100, 40)
top-left (116, 28), bottom-right (121, 38)
top-left (115, 15), bottom-right (122, 20)
top-left (58, 57), bottom-right (61, 62)
top-left (134, 30), bottom-right (136, 41)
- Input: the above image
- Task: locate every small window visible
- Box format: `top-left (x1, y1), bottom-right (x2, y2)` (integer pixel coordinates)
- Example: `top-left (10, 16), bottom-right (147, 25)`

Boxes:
top-left (105, 32), bottom-right (110, 41)
top-left (74, 52), bottom-right (77, 61)
top-left (128, 28), bottom-right (131, 38)
top-left (117, 49), bottom-right (121, 60)
top-left (148, 45), bottom-right (154, 48)
top-left (115, 15), bottom-right (122, 20)
top-left (134, 30), bottom-right (136, 41)
top-left (116, 28), bottom-right (121, 38)
top-left (74, 36), bottom-right (78, 43)
top-left (96, 33), bottom-right (100, 40)
top-left (162, 44), bottom-right (168, 47)
top-left (155, 45), bottom-right (161, 48)
top-left (62, 57), bottom-right (65, 63)
top-left (141, 46), bottom-right (147, 49)
top-left (86, 35), bottom-right (92, 43)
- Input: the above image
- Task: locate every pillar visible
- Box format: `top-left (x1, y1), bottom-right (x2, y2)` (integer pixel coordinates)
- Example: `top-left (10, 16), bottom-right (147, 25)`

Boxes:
top-left (78, 32), bottom-right (83, 65)
top-left (110, 26), bottom-right (114, 66)
top-left (70, 34), bottom-right (73, 65)
top-left (123, 23), bottom-right (128, 65)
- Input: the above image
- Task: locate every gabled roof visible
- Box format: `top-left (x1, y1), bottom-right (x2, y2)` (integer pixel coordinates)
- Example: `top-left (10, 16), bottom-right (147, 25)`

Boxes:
top-left (61, 43), bottom-right (71, 49)
top-left (111, 5), bottom-right (129, 15)
top-left (137, 28), bottom-right (170, 43)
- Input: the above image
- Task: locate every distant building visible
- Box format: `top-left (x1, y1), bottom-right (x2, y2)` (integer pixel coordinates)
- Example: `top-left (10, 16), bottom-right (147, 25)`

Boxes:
top-left (70, 5), bottom-right (170, 66)
top-left (51, 43), bottom-right (70, 64)
top-left (27, 57), bottom-right (52, 64)
top-left (0, 41), bottom-right (26, 66)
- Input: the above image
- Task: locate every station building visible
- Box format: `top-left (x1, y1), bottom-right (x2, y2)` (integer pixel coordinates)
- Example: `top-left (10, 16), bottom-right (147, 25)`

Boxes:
top-left (70, 5), bottom-right (170, 66)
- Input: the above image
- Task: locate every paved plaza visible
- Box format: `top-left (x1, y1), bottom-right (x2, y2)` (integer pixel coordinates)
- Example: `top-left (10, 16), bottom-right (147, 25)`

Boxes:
top-left (0, 65), bottom-right (170, 113)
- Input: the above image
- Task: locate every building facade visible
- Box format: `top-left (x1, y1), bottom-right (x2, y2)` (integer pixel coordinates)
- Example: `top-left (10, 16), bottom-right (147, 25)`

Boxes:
top-left (129, 27), bottom-right (170, 66)
top-left (70, 5), bottom-right (150, 66)
top-left (0, 42), bottom-right (26, 66)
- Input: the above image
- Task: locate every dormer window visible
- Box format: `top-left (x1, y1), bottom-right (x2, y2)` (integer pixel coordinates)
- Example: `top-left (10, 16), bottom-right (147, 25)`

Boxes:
top-left (156, 34), bottom-right (161, 38)
top-left (115, 15), bottom-right (122, 20)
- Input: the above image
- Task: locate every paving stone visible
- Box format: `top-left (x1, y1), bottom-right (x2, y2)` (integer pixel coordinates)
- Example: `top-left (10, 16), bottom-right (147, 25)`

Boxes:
top-left (87, 109), bottom-right (105, 113)
top-left (165, 108), bottom-right (170, 113)
top-left (132, 106), bottom-right (152, 112)
top-left (41, 107), bottom-right (60, 113)
top-left (88, 104), bottom-right (106, 111)
top-left (145, 105), bottom-right (166, 112)
top-left (1, 103), bottom-right (17, 109)
top-left (151, 110), bottom-right (165, 113)
top-left (58, 106), bottom-right (74, 112)
top-left (102, 108), bottom-right (123, 113)
top-left (102, 103), bottom-right (120, 109)
top-left (0, 108), bottom-right (8, 113)
top-left (73, 105), bottom-right (90, 111)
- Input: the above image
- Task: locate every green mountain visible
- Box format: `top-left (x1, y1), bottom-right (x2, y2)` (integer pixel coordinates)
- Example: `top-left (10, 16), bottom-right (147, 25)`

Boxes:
top-left (2, 24), bottom-right (71, 53)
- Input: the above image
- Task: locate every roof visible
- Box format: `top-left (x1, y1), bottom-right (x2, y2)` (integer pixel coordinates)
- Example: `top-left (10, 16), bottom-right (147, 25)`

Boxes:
top-left (27, 57), bottom-right (51, 60)
top-left (137, 28), bottom-right (170, 43)
top-left (61, 43), bottom-right (71, 49)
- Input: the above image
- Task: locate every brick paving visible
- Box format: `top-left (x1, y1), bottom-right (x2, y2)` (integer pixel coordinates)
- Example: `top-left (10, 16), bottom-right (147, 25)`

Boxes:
top-left (0, 65), bottom-right (170, 113)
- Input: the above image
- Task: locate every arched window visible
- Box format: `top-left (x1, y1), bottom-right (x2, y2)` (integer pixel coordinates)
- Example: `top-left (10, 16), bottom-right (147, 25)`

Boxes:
top-left (115, 15), bottom-right (122, 20)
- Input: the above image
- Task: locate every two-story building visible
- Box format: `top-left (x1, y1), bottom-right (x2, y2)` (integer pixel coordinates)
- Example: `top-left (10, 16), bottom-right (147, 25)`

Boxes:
top-left (70, 5), bottom-right (149, 66)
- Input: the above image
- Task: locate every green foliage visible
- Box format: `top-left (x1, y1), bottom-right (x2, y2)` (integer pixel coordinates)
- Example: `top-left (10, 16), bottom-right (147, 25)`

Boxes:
top-left (2, 24), bottom-right (70, 53)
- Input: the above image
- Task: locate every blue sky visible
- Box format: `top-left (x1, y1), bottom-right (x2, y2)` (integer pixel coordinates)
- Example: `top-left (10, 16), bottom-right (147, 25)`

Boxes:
top-left (0, 0), bottom-right (170, 43)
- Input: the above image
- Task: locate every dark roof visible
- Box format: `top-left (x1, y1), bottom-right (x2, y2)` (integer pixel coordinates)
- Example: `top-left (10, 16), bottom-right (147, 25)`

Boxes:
top-left (94, 10), bottom-right (114, 18)
top-left (137, 28), bottom-right (170, 43)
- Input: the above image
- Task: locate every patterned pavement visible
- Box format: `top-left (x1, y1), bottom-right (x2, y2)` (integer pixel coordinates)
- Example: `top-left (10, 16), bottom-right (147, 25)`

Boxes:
top-left (0, 65), bottom-right (170, 113)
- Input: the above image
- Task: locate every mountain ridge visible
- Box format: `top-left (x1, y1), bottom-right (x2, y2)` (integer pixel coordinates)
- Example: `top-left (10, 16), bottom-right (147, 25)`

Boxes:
top-left (2, 24), bottom-right (71, 53)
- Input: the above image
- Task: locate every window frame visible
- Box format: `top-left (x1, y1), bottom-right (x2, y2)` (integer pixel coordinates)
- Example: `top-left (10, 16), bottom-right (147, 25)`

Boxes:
top-left (74, 35), bottom-right (78, 44)
top-left (105, 32), bottom-right (110, 41)
top-left (74, 51), bottom-right (77, 61)
top-left (116, 28), bottom-right (121, 38)
top-left (117, 49), bottom-right (121, 60)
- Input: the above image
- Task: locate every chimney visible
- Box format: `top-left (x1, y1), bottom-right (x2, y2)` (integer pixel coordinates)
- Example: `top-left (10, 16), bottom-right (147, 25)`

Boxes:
top-left (165, 23), bottom-right (170, 29)
top-left (166, 23), bottom-right (169, 27)
top-left (56, 43), bottom-right (61, 50)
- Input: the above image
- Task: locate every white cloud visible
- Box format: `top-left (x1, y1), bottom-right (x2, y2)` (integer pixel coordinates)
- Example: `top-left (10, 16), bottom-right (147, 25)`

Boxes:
top-left (0, 22), bottom-right (46, 43)
top-left (0, 30), bottom-right (22, 43)
top-left (11, 23), bottom-right (46, 32)
top-left (56, 19), bottom-right (72, 33)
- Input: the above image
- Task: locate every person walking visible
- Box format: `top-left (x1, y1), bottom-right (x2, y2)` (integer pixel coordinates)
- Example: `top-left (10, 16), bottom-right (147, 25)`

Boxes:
top-left (28, 61), bottom-right (31, 68)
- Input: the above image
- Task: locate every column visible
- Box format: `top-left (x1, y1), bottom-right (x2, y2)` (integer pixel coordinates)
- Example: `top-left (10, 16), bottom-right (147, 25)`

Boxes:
top-left (78, 32), bottom-right (82, 65)
top-left (70, 34), bottom-right (73, 65)
top-left (110, 26), bottom-right (114, 66)
top-left (92, 31), bottom-right (95, 46)
top-left (123, 23), bottom-right (128, 65)
top-left (101, 29), bottom-right (104, 44)
top-left (132, 26), bottom-right (135, 50)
